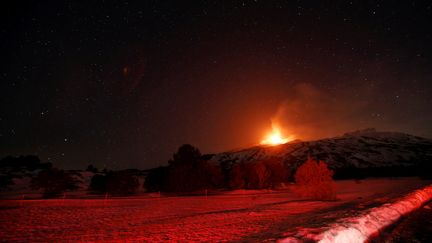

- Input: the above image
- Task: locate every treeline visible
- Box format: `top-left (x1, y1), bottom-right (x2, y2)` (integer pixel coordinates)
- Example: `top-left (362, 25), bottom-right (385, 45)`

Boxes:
top-left (31, 168), bottom-right (142, 198)
top-left (88, 170), bottom-right (140, 196)
top-left (31, 168), bottom-right (80, 198)
top-left (0, 155), bottom-right (142, 198)
top-left (0, 155), bottom-right (53, 189)
top-left (0, 155), bottom-right (52, 170)
top-left (2, 144), bottom-right (431, 198)
top-left (144, 144), bottom-right (289, 192)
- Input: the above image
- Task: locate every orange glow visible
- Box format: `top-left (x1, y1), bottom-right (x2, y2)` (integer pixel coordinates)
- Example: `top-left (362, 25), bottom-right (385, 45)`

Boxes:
top-left (261, 123), bottom-right (293, 146)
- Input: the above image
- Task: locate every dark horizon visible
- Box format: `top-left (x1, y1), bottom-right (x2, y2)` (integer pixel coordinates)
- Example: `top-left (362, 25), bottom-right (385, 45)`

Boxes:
top-left (1, 1), bottom-right (432, 170)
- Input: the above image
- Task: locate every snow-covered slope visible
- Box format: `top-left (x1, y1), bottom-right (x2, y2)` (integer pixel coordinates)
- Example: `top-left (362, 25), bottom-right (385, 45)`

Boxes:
top-left (210, 129), bottom-right (432, 175)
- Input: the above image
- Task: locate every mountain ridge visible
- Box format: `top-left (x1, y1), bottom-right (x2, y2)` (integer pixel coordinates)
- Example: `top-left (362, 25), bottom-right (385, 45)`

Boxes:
top-left (210, 128), bottom-right (432, 178)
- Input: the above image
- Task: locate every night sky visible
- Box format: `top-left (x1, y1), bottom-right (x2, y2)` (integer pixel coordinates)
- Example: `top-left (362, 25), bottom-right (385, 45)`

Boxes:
top-left (1, 1), bottom-right (432, 169)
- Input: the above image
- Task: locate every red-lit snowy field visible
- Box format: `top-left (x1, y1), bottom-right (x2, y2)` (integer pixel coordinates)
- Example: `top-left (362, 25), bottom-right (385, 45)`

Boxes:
top-left (0, 178), bottom-right (430, 242)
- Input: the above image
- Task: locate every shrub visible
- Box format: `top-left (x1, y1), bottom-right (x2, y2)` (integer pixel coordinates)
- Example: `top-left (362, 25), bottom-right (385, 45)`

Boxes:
top-left (144, 166), bottom-right (169, 192)
top-left (86, 164), bottom-right (98, 173)
top-left (241, 162), bottom-right (271, 189)
top-left (227, 159), bottom-right (287, 189)
top-left (294, 157), bottom-right (335, 200)
top-left (146, 144), bottom-right (223, 192)
top-left (88, 174), bottom-right (107, 193)
top-left (0, 155), bottom-right (52, 171)
top-left (0, 175), bottom-right (13, 189)
top-left (262, 158), bottom-right (288, 188)
top-left (106, 171), bottom-right (140, 195)
top-left (228, 162), bottom-right (246, 189)
top-left (89, 171), bottom-right (140, 196)
top-left (165, 158), bottom-right (222, 192)
top-left (31, 168), bottom-right (79, 198)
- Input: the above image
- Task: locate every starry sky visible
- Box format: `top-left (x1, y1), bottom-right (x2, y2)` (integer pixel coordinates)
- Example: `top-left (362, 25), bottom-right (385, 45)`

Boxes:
top-left (1, 1), bottom-right (432, 169)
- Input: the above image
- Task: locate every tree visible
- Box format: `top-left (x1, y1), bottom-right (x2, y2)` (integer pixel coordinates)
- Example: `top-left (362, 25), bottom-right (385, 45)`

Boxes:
top-left (170, 144), bottom-right (202, 166)
top-left (264, 158), bottom-right (288, 188)
top-left (106, 171), bottom-right (140, 195)
top-left (164, 144), bottom-right (222, 192)
top-left (144, 166), bottom-right (169, 192)
top-left (86, 164), bottom-right (98, 173)
top-left (88, 174), bottom-right (107, 193)
top-left (228, 162), bottom-right (246, 189)
top-left (294, 157), bottom-right (335, 200)
top-left (0, 175), bottom-right (13, 189)
top-left (227, 159), bottom-right (287, 190)
top-left (245, 162), bottom-right (270, 189)
top-left (0, 155), bottom-right (52, 171)
top-left (89, 171), bottom-right (140, 196)
top-left (31, 168), bottom-right (79, 198)
top-left (165, 158), bottom-right (222, 192)
top-left (228, 162), bottom-right (264, 189)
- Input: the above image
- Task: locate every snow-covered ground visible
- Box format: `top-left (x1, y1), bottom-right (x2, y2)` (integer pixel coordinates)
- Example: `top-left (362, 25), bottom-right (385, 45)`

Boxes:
top-left (380, 201), bottom-right (432, 242)
top-left (282, 182), bottom-right (432, 242)
top-left (0, 177), bottom-right (430, 242)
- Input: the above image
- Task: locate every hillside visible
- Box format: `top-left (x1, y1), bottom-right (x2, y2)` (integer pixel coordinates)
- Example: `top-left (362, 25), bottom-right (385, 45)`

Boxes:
top-left (210, 128), bottom-right (432, 179)
top-left (2, 129), bottom-right (431, 197)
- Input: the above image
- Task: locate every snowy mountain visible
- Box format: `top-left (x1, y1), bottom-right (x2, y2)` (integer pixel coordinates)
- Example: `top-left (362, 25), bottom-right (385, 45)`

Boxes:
top-left (210, 128), bottom-right (432, 178)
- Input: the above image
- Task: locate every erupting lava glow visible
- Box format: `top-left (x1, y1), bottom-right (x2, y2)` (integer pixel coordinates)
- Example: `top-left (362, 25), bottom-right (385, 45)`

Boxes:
top-left (261, 124), bottom-right (292, 146)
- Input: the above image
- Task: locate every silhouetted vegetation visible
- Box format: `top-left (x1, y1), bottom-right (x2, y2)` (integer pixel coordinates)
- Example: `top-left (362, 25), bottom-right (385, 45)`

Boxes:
top-left (88, 174), bottom-right (107, 193)
top-left (86, 164), bottom-right (98, 173)
top-left (166, 144), bottom-right (222, 192)
top-left (0, 175), bottom-right (13, 188)
top-left (227, 158), bottom-right (287, 189)
top-left (31, 168), bottom-right (79, 198)
top-left (416, 160), bottom-right (432, 180)
top-left (2, 138), bottom-right (430, 197)
top-left (144, 166), bottom-right (169, 192)
top-left (145, 144), bottom-right (222, 192)
top-left (145, 145), bottom-right (289, 192)
top-left (0, 155), bottom-right (52, 171)
top-left (89, 170), bottom-right (140, 195)
top-left (0, 155), bottom-right (53, 190)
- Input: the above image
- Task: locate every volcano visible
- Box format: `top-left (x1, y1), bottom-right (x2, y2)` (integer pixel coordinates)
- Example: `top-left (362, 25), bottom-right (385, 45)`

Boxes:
top-left (210, 128), bottom-right (432, 179)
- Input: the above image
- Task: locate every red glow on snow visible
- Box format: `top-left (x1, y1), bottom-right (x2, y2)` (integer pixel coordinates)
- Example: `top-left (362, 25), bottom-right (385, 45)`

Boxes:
top-left (1, 179), bottom-right (431, 242)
